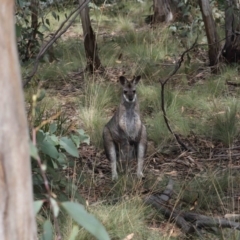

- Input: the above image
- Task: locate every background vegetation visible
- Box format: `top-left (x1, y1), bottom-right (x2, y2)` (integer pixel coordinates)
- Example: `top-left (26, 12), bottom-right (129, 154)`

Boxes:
top-left (17, 0), bottom-right (240, 239)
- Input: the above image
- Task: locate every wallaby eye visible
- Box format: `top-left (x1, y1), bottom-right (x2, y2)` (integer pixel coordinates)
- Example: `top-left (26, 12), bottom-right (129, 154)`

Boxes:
top-left (133, 90), bottom-right (136, 94)
top-left (124, 91), bottom-right (128, 94)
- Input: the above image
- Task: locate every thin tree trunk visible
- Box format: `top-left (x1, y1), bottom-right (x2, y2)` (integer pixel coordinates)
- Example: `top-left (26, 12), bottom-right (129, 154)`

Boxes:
top-left (198, 0), bottom-right (221, 67)
top-left (222, 0), bottom-right (240, 62)
top-left (153, 0), bottom-right (173, 24)
top-left (79, 0), bottom-right (102, 72)
top-left (0, 1), bottom-right (37, 239)
top-left (25, 0), bottom-right (39, 61)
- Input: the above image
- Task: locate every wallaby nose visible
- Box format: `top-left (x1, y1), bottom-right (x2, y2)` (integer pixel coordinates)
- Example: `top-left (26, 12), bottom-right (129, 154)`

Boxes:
top-left (129, 96), bottom-right (134, 101)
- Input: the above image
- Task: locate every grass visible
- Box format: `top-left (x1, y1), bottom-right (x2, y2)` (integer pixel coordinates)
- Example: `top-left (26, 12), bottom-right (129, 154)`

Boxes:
top-left (79, 79), bottom-right (118, 148)
top-left (61, 198), bottom-right (167, 240)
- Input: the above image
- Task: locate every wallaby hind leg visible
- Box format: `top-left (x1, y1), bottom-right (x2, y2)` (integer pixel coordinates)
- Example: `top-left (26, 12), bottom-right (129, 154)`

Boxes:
top-left (137, 125), bottom-right (147, 179)
top-left (103, 127), bottom-right (118, 180)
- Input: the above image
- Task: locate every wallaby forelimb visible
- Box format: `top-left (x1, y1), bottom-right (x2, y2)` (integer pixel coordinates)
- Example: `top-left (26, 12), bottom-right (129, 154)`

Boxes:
top-left (103, 75), bottom-right (147, 180)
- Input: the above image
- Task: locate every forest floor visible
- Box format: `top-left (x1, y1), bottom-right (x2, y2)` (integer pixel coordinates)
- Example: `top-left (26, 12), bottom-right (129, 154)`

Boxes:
top-left (25, 2), bottom-right (240, 239)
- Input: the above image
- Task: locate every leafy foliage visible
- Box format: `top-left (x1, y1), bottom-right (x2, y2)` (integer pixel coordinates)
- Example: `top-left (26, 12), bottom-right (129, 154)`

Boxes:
top-left (62, 202), bottom-right (110, 240)
top-left (15, 0), bottom-right (62, 62)
top-left (32, 125), bottom-right (89, 200)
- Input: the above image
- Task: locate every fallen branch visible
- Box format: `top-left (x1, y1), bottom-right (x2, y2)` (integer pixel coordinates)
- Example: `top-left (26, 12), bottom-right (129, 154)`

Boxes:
top-left (160, 37), bottom-right (198, 151)
top-left (23, 0), bottom-right (91, 87)
top-left (145, 179), bottom-right (240, 235)
top-left (226, 81), bottom-right (240, 87)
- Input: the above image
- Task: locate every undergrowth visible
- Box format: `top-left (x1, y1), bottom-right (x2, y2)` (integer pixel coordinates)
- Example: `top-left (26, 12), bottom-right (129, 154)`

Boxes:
top-left (24, 0), bottom-right (240, 239)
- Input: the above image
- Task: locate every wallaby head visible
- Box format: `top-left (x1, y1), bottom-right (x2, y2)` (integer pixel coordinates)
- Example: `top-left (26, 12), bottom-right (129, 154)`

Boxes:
top-left (119, 75), bottom-right (141, 103)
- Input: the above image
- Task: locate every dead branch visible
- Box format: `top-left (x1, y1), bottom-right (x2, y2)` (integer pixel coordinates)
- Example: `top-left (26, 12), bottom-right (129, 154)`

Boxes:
top-left (23, 0), bottom-right (91, 87)
top-left (144, 179), bottom-right (240, 235)
top-left (226, 81), bottom-right (240, 87)
top-left (160, 37), bottom-right (198, 151)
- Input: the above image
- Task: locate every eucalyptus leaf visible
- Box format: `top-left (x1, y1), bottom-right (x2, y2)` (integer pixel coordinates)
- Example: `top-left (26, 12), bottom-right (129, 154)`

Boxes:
top-left (59, 137), bottom-right (79, 158)
top-left (49, 123), bottom-right (57, 134)
top-left (39, 139), bottom-right (59, 159)
top-left (30, 141), bottom-right (39, 160)
top-left (42, 220), bottom-right (53, 240)
top-left (62, 202), bottom-right (110, 240)
top-left (37, 130), bottom-right (46, 144)
top-left (34, 200), bottom-right (44, 215)
top-left (50, 198), bottom-right (59, 218)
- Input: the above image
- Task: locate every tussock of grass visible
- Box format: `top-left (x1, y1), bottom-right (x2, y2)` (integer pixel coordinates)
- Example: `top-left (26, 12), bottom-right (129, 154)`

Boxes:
top-left (115, 15), bottom-right (135, 32)
top-left (138, 83), bottom-right (161, 114)
top-left (210, 101), bottom-right (239, 146)
top-left (80, 82), bottom-right (117, 148)
top-left (62, 198), bottom-right (165, 240)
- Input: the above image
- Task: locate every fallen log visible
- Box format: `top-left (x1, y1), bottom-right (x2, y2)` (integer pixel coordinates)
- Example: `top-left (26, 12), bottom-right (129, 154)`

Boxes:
top-left (144, 179), bottom-right (240, 235)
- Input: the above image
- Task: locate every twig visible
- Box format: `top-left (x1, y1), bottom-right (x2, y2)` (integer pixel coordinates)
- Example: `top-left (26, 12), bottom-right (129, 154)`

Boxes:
top-left (32, 128), bottom-right (62, 240)
top-left (23, 0), bottom-right (91, 87)
top-left (160, 37), bottom-right (198, 151)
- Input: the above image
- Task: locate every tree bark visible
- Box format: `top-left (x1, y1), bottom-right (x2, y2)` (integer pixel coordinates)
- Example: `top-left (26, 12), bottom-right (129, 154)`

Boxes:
top-left (153, 0), bottom-right (173, 24)
top-left (0, 1), bottom-right (37, 239)
top-left (222, 0), bottom-right (240, 62)
top-left (79, 0), bottom-right (102, 72)
top-left (198, 0), bottom-right (221, 67)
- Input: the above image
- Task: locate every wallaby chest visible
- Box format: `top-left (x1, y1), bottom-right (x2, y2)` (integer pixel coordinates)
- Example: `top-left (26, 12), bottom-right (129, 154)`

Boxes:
top-left (119, 105), bottom-right (141, 140)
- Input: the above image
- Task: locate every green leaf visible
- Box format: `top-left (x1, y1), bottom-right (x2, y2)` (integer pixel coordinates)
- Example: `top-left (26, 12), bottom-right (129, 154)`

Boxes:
top-left (34, 200), bottom-right (44, 215)
top-left (49, 134), bottom-right (59, 145)
top-left (36, 89), bottom-right (46, 102)
top-left (50, 198), bottom-right (59, 218)
top-left (68, 225), bottom-right (79, 240)
top-left (57, 153), bottom-right (67, 165)
top-left (51, 159), bottom-right (58, 169)
top-left (30, 141), bottom-right (39, 160)
top-left (49, 123), bottom-right (57, 134)
top-left (42, 24), bottom-right (50, 32)
top-left (71, 134), bottom-right (81, 148)
top-left (52, 11), bottom-right (57, 20)
top-left (61, 202), bottom-right (110, 240)
top-left (46, 19), bottom-right (50, 26)
top-left (39, 139), bottom-right (59, 159)
top-left (15, 24), bottom-right (22, 38)
top-left (42, 220), bottom-right (53, 240)
top-left (76, 129), bottom-right (90, 145)
top-left (59, 137), bottom-right (79, 158)
top-left (37, 130), bottom-right (46, 144)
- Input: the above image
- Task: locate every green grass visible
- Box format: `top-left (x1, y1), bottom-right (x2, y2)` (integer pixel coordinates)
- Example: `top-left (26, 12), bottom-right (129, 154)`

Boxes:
top-left (61, 198), bottom-right (166, 240)
top-left (79, 79), bottom-right (118, 148)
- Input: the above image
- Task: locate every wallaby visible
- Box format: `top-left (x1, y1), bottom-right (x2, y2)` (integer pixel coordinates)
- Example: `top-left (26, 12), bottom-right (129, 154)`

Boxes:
top-left (103, 75), bottom-right (147, 180)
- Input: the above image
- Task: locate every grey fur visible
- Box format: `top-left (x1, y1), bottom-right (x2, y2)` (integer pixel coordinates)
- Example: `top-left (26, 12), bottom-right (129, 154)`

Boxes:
top-left (103, 75), bottom-right (147, 180)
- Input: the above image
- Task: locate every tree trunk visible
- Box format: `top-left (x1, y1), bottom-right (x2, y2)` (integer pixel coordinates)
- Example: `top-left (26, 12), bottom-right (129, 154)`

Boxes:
top-left (222, 0), bottom-right (240, 62)
top-left (79, 0), bottom-right (102, 72)
top-left (0, 1), bottom-right (37, 239)
top-left (25, 0), bottom-right (39, 61)
top-left (153, 0), bottom-right (173, 24)
top-left (198, 0), bottom-right (221, 67)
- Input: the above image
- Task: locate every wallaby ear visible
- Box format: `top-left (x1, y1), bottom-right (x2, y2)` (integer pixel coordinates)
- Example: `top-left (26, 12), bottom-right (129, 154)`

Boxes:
top-left (119, 76), bottom-right (127, 86)
top-left (132, 75), bottom-right (141, 85)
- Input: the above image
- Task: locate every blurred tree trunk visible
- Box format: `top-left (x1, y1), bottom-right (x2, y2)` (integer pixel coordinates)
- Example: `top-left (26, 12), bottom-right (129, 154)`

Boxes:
top-left (25, 0), bottom-right (39, 61)
top-left (79, 0), bottom-right (102, 72)
top-left (0, 1), bottom-right (37, 239)
top-left (198, 0), bottom-right (221, 67)
top-left (153, 0), bottom-right (173, 23)
top-left (222, 0), bottom-right (240, 62)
